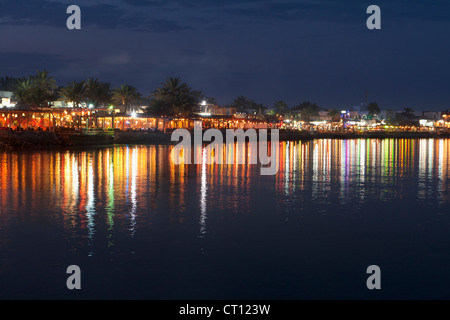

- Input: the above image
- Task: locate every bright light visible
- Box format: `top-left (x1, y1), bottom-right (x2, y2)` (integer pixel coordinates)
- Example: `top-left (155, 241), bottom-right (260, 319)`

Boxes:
top-left (131, 112), bottom-right (137, 118)
top-left (201, 100), bottom-right (207, 106)
top-left (310, 121), bottom-right (326, 126)
top-left (1, 98), bottom-right (15, 108)
top-left (198, 112), bottom-right (211, 117)
top-left (89, 104), bottom-right (94, 108)
top-left (109, 105), bottom-right (114, 109)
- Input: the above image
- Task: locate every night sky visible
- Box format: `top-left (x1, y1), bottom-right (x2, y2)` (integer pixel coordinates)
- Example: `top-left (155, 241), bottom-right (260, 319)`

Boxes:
top-left (0, 0), bottom-right (449, 110)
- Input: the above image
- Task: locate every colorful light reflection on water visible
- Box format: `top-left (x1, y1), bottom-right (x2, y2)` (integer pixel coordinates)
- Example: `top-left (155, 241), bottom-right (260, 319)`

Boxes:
top-left (0, 139), bottom-right (450, 299)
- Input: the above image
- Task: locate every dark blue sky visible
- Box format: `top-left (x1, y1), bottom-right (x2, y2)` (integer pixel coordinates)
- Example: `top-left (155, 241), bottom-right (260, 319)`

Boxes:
top-left (0, 0), bottom-right (449, 110)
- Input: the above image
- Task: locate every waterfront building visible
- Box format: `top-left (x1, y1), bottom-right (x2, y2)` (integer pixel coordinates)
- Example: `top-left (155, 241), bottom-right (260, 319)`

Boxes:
top-left (1, 100), bottom-right (448, 134)
top-left (0, 91), bottom-right (15, 108)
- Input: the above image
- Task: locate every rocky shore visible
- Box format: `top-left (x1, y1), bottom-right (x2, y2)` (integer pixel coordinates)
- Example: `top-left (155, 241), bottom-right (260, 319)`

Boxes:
top-left (0, 131), bottom-right (113, 150)
top-left (113, 130), bottom-right (173, 144)
top-left (1, 129), bottom-right (449, 151)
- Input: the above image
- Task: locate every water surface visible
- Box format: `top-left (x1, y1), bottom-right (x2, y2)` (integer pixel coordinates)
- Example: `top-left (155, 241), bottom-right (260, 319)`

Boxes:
top-left (1, 139), bottom-right (450, 299)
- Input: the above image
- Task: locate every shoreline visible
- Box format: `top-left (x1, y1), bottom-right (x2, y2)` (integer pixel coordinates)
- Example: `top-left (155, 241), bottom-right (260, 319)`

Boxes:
top-left (1, 130), bottom-right (449, 151)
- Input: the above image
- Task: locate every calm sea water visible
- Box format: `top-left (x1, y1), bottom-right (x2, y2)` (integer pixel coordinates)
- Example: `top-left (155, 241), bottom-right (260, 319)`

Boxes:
top-left (1, 139), bottom-right (450, 300)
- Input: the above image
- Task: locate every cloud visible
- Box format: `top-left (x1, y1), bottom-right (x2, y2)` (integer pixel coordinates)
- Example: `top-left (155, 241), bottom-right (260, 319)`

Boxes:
top-left (0, 0), bottom-right (448, 108)
top-left (1, 0), bottom-right (446, 39)
top-left (0, 0), bottom-right (192, 32)
top-left (0, 51), bottom-right (79, 77)
top-left (121, 0), bottom-right (264, 8)
top-left (121, 0), bottom-right (163, 6)
top-left (120, 0), bottom-right (450, 24)
top-left (99, 53), bottom-right (132, 65)
top-left (1, 0), bottom-right (448, 35)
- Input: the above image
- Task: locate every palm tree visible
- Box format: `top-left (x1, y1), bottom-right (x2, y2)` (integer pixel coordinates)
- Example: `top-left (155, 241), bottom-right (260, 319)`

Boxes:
top-left (151, 77), bottom-right (199, 116)
top-left (60, 80), bottom-right (86, 108)
top-left (273, 100), bottom-right (288, 115)
top-left (29, 87), bottom-right (51, 108)
top-left (13, 79), bottom-right (33, 105)
top-left (13, 70), bottom-right (57, 107)
top-left (232, 95), bottom-right (257, 113)
top-left (0, 76), bottom-right (23, 91)
top-left (152, 77), bottom-right (188, 107)
top-left (31, 69), bottom-right (57, 93)
top-left (85, 78), bottom-right (111, 108)
top-left (402, 107), bottom-right (415, 119)
top-left (294, 101), bottom-right (320, 122)
top-left (112, 84), bottom-right (141, 115)
top-left (153, 77), bottom-right (185, 97)
top-left (144, 98), bottom-right (169, 116)
top-left (367, 102), bottom-right (380, 116)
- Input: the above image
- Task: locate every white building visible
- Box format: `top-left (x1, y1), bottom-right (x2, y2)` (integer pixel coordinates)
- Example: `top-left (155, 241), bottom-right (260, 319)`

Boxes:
top-left (0, 91), bottom-right (15, 108)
